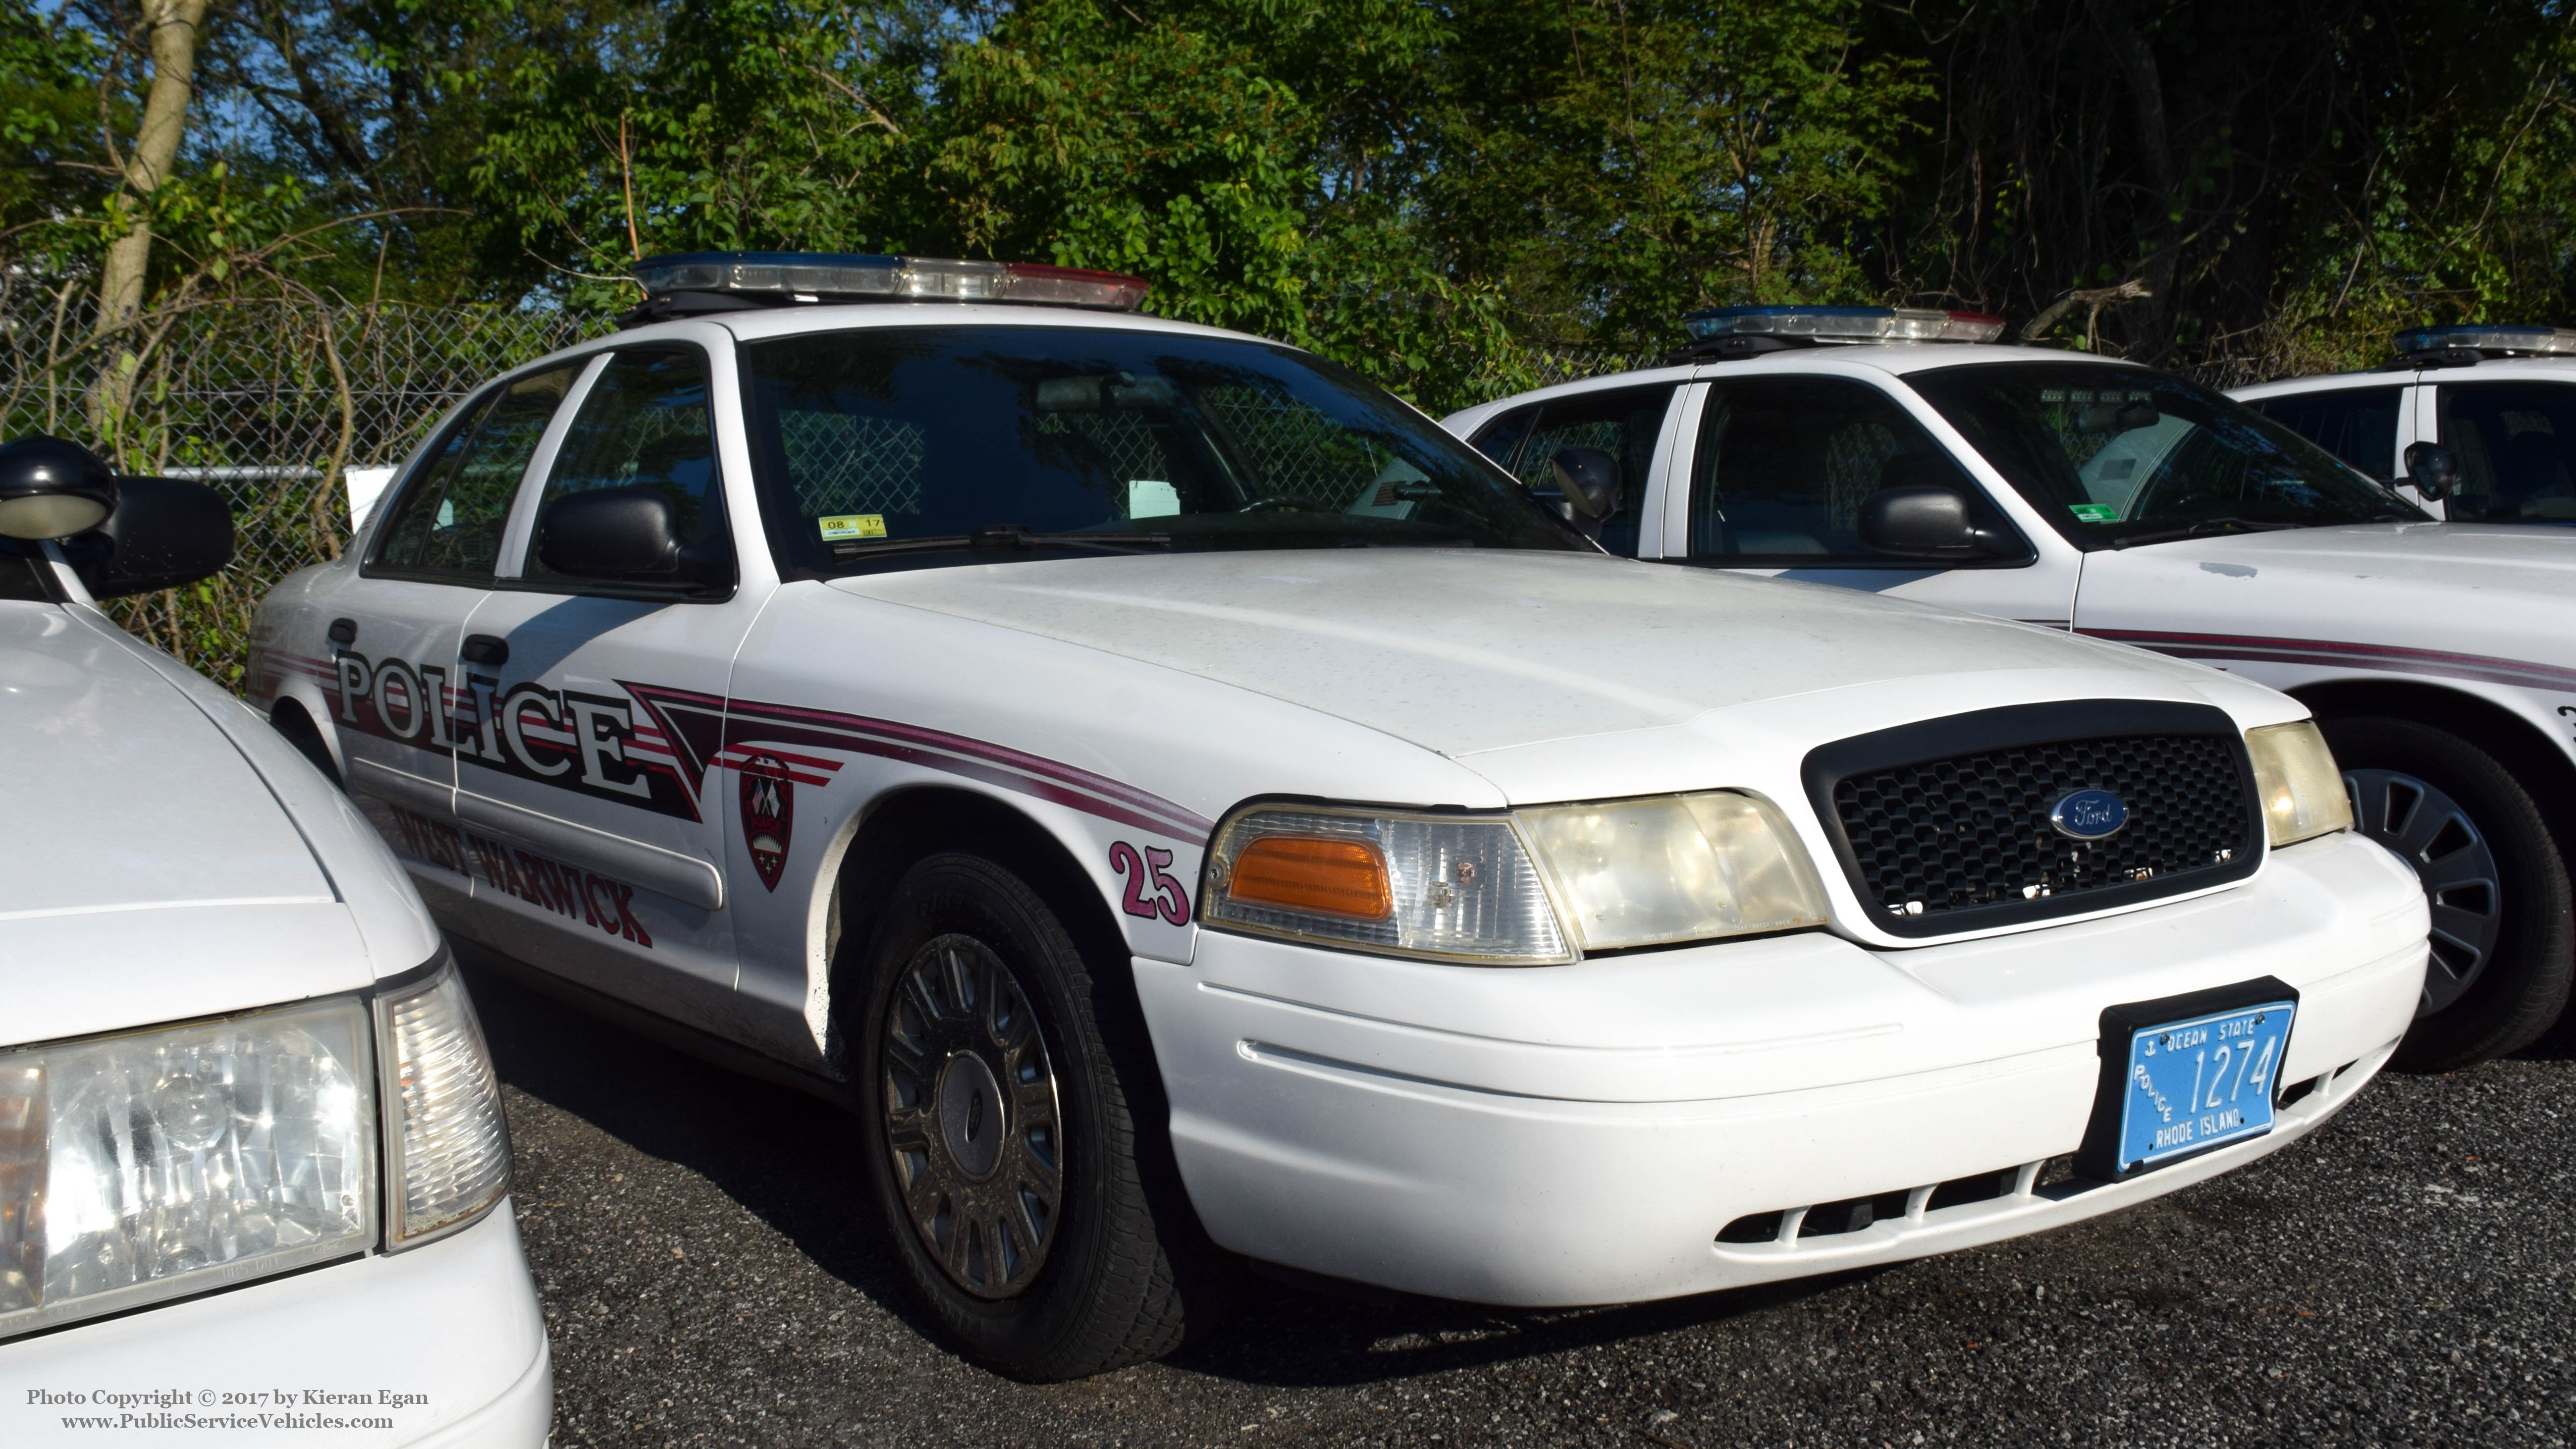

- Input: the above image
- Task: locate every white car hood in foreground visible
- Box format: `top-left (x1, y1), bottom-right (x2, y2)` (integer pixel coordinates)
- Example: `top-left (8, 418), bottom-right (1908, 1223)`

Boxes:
top-left (834, 549), bottom-right (2266, 758)
top-left (2080, 523), bottom-right (2576, 671)
top-left (1, 601), bottom-right (440, 1047)
top-left (1, 607), bottom-right (330, 915)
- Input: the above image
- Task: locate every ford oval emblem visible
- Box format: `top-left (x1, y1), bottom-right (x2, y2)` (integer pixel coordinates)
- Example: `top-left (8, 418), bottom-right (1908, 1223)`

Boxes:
top-left (2051, 789), bottom-right (2129, 840)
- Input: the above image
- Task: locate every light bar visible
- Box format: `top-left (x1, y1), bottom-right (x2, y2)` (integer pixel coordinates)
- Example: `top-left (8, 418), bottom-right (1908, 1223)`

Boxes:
top-left (1682, 305), bottom-right (2006, 345)
top-left (2392, 323), bottom-right (2576, 358)
top-left (632, 252), bottom-right (1149, 312)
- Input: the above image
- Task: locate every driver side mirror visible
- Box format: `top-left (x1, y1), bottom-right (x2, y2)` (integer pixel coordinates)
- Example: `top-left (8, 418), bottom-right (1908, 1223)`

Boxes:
top-left (74, 477), bottom-right (236, 598)
top-left (0, 435), bottom-right (234, 597)
top-left (1549, 446), bottom-right (1623, 540)
top-left (1858, 484), bottom-right (2015, 561)
top-left (2404, 442), bottom-right (2461, 501)
top-left (537, 485), bottom-right (730, 590)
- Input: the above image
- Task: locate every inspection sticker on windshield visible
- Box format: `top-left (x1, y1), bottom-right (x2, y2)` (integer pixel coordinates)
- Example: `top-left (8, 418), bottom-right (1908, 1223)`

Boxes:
top-left (2068, 502), bottom-right (2122, 523)
top-left (2118, 1000), bottom-right (2294, 1172)
top-left (818, 514), bottom-right (887, 540)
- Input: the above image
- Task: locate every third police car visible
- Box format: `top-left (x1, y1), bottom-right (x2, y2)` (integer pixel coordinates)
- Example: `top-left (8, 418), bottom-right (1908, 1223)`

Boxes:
top-left (1447, 307), bottom-right (2575, 1072)
top-left (253, 259), bottom-right (2422, 1379)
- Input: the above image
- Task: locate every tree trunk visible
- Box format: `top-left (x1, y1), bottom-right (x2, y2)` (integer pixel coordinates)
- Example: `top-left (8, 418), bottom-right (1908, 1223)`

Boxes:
top-left (2091, 0), bottom-right (2178, 361)
top-left (90, 0), bottom-right (212, 440)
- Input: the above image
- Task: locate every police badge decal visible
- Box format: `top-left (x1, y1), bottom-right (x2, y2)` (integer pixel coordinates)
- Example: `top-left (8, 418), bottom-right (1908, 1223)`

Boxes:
top-left (740, 755), bottom-right (794, 891)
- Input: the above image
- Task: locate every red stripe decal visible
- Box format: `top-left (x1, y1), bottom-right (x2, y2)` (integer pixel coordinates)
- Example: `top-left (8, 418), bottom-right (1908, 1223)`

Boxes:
top-left (2084, 629), bottom-right (2576, 692)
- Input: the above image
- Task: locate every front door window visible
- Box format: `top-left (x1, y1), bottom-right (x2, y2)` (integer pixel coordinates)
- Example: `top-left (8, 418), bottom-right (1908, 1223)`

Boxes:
top-left (1477, 385), bottom-right (1674, 557)
top-left (1687, 376), bottom-right (1992, 563)
top-left (524, 348), bottom-right (727, 582)
top-left (2435, 382), bottom-right (2576, 524)
top-left (2247, 385), bottom-right (2404, 481)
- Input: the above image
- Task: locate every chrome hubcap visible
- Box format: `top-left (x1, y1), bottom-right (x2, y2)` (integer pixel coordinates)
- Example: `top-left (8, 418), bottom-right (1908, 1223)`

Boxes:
top-left (2345, 769), bottom-right (2503, 1017)
top-left (881, 934), bottom-right (1063, 1299)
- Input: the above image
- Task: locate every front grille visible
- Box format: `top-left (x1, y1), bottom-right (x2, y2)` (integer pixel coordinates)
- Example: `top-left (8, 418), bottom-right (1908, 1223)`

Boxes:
top-left (1803, 701), bottom-right (2261, 937)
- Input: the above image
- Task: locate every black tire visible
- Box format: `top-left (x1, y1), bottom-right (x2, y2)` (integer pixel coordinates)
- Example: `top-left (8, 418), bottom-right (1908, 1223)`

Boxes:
top-left (849, 852), bottom-right (1225, 1379)
top-left (268, 699), bottom-right (345, 791)
top-left (2321, 717), bottom-right (2574, 1071)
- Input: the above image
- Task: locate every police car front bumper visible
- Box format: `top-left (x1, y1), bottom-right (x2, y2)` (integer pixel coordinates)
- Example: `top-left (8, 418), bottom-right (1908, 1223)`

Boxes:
top-left (1137, 829), bottom-right (2427, 1306)
top-left (0, 1203), bottom-right (550, 1447)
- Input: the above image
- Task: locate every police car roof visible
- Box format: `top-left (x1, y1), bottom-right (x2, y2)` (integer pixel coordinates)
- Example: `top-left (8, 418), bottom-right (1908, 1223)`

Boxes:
top-left (1454, 341), bottom-right (2128, 422)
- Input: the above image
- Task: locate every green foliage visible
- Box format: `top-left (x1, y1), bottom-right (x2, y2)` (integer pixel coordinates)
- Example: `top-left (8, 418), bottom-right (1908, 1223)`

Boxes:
top-left (11, 0), bottom-right (2576, 407)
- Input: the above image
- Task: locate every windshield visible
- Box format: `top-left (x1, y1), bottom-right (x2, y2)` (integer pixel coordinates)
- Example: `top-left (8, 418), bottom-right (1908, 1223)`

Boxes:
top-left (1906, 362), bottom-right (2426, 547)
top-left (740, 325), bottom-right (1585, 572)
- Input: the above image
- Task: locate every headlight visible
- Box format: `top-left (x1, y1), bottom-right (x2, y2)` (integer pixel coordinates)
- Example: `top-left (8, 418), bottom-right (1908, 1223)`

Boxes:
top-left (376, 960), bottom-right (510, 1248)
top-left (2245, 720), bottom-right (2353, 847)
top-left (1519, 792), bottom-right (1831, 951)
top-left (1202, 791), bottom-right (1831, 963)
top-left (0, 999), bottom-right (376, 1341)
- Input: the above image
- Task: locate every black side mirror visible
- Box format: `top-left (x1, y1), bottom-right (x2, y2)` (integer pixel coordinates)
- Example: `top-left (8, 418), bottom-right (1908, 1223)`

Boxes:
top-left (1549, 446), bottom-right (1623, 539)
top-left (1858, 483), bottom-right (2012, 560)
top-left (2404, 442), bottom-right (2461, 501)
top-left (74, 476), bottom-right (234, 598)
top-left (0, 435), bottom-right (117, 540)
top-left (537, 486), bottom-right (728, 589)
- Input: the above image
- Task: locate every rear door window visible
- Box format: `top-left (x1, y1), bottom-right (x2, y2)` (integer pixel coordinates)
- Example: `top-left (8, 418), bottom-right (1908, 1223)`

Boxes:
top-left (2434, 382), bottom-right (2576, 523)
top-left (2248, 386), bottom-right (2404, 480)
top-left (372, 367), bottom-right (578, 580)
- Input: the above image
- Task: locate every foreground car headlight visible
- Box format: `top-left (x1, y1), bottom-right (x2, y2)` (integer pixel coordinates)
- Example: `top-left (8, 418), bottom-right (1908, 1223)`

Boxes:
top-left (0, 999), bottom-right (376, 1340)
top-left (1518, 792), bottom-right (1830, 951)
top-left (375, 960), bottom-right (510, 1248)
top-left (1203, 792), bottom-right (1831, 963)
top-left (2245, 720), bottom-right (2353, 847)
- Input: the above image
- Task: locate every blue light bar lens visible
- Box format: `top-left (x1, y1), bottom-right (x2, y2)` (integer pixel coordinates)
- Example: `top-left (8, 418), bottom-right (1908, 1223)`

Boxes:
top-left (634, 251), bottom-right (902, 298)
top-left (630, 251), bottom-right (1151, 312)
top-left (1681, 305), bottom-right (2005, 344)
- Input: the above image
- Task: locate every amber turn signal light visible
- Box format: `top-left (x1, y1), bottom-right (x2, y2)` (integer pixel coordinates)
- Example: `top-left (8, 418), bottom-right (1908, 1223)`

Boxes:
top-left (1225, 836), bottom-right (1394, 920)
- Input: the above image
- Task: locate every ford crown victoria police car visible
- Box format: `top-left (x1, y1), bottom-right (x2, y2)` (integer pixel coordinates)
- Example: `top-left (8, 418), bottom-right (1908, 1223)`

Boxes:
top-left (2233, 323), bottom-right (2576, 524)
top-left (1449, 307), bottom-right (2573, 1072)
top-left (254, 257), bottom-right (2427, 1381)
top-left (0, 442), bottom-right (547, 1446)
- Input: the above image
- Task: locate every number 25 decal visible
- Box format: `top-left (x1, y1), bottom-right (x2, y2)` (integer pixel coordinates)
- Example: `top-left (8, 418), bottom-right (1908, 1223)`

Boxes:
top-left (1109, 841), bottom-right (1190, 925)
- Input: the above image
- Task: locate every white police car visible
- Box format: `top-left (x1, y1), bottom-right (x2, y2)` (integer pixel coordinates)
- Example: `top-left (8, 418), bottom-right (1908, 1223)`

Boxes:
top-left (252, 256), bottom-right (2424, 1380)
top-left (2232, 324), bottom-right (2576, 522)
top-left (0, 442), bottom-right (547, 1445)
top-left (1446, 306), bottom-right (2575, 1072)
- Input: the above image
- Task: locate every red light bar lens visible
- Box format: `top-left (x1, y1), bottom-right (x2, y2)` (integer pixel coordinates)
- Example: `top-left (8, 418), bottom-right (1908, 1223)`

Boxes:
top-left (1002, 263), bottom-right (1151, 311)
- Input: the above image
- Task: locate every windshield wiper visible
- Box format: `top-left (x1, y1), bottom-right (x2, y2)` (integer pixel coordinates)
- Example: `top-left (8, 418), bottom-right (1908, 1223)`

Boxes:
top-left (830, 524), bottom-right (1176, 560)
top-left (2107, 517), bottom-right (2304, 549)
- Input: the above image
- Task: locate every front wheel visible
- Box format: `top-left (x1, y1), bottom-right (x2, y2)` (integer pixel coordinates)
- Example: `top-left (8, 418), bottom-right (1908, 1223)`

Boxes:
top-left (851, 852), bottom-right (1218, 1379)
top-left (2322, 717), bottom-right (2574, 1071)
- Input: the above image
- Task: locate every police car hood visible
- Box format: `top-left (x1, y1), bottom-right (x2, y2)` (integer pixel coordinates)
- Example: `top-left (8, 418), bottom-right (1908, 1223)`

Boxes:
top-left (832, 549), bottom-right (2268, 758)
top-left (0, 603), bottom-right (435, 1049)
top-left (2080, 522), bottom-right (2576, 672)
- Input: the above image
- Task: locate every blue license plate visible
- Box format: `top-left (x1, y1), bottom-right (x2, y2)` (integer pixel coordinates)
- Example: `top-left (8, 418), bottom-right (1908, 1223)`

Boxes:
top-left (2116, 1000), bottom-right (2296, 1173)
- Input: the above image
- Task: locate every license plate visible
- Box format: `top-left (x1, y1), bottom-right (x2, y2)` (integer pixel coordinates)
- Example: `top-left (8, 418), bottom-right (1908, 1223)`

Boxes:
top-left (2115, 1000), bottom-right (2296, 1173)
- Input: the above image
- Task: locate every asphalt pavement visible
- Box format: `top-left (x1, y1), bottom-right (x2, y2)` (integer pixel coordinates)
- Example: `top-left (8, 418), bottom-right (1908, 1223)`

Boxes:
top-left (463, 961), bottom-right (2576, 1449)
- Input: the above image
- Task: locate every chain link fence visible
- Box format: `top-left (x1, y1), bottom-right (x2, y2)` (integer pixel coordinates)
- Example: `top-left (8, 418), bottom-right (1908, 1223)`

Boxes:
top-left (0, 282), bottom-right (1651, 693)
top-left (0, 281), bottom-right (607, 687)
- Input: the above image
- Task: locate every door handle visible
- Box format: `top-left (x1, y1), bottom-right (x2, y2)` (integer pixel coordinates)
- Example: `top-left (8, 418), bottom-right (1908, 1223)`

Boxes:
top-left (326, 617), bottom-right (357, 645)
top-left (461, 634), bottom-right (509, 667)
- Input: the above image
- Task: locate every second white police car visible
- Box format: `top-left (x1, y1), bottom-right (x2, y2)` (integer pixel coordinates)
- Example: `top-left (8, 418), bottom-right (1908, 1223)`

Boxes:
top-left (1449, 307), bottom-right (2576, 1073)
top-left (253, 256), bottom-right (2425, 1380)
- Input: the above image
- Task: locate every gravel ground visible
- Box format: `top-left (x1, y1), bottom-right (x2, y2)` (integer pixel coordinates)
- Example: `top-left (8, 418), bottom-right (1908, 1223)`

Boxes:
top-left (464, 961), bottom-right (2576, 1449)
